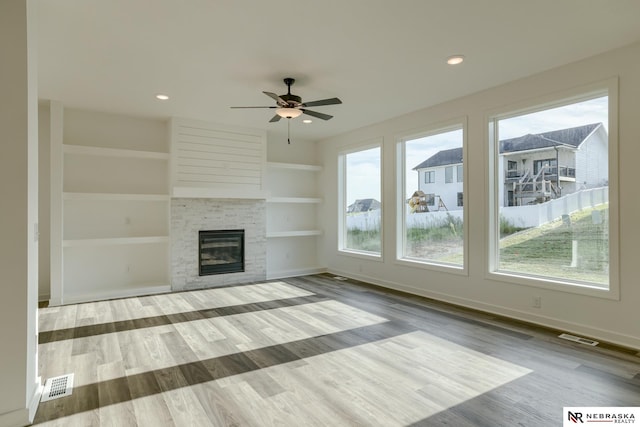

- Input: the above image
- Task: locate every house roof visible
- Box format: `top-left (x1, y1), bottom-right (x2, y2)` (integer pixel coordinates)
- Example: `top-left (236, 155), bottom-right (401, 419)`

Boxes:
top-left (499, 123), bottom-right (601, 154)
top-left (413, 123), bottom-right (602, 169)
top-left (347, 198), bottom-right (381, 212)
top-left (413, 147), bottom-right (463, 170)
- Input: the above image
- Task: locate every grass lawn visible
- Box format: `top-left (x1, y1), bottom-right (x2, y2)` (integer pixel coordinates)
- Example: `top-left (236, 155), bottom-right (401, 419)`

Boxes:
top-left (499, 205), bottom-right (609, 286)
top-left (345, 205), bottom-right (609, 287)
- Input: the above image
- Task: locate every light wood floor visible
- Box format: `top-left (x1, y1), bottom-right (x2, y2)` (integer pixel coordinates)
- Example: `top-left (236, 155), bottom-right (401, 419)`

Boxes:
top-left (35, 274), bottom-right (640, 426)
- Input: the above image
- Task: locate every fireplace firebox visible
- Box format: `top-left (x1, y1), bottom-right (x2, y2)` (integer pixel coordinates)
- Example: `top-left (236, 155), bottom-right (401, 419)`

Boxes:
top-left (198, 229), bottom-right (245, 276)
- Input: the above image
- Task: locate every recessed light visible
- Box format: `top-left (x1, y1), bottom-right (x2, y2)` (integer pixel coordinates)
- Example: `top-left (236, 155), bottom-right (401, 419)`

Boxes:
top-left (303, 119), bottom-right (312, 124)
top-left (155, 94), bottom-right (170, 100)
top-left (446, 55), bottom-right (465, 65)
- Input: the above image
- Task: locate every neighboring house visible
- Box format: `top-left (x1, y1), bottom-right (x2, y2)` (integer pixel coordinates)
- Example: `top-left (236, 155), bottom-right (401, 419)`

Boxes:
top-left (412, 123), bottom-right (608, 209)
top-left (347, 198), bottom-right (381, 213)
top-left (413, 147), bottom-right (464, 211)
top-left (498, 123), bottom-right (608, 206)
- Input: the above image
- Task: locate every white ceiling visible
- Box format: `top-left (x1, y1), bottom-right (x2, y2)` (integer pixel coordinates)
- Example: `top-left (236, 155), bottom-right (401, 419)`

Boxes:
top-left (37, 0), bottom-right (640, 142)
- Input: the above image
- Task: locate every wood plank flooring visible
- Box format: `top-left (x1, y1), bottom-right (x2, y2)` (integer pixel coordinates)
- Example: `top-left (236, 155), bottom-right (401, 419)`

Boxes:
top-left (35, 274), bottom-right (640, 426)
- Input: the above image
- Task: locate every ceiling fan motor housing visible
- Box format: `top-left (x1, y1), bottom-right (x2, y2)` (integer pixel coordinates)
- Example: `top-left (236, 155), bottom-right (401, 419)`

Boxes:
top-left (280, 93), bottom-right (302, 105)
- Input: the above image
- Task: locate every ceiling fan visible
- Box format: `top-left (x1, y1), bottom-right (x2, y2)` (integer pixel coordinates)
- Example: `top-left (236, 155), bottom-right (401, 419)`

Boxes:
top-left (231, 77), bottom-right (342, 122)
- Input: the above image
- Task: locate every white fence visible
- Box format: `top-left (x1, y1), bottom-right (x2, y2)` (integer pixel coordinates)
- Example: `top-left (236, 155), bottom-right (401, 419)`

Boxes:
top-left (501, 187), bottom-right (608, 228)
top-left (346, 187), bottom-right (608, 231)
top-left (346, 208), bottom-right (462, 230)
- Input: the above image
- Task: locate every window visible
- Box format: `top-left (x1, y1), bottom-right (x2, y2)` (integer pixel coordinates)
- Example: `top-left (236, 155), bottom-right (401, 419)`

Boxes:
top-left (339, 144), bottom-right (382, 255)
top-left (489, 87), bottom-right (617, 295)
top-left (456, 165), bottom-right (463, 182)
top-left (533, 158), bottom-right (557, 175)
top-left (399, 125), bottom-right (465, 268)
top-left (457, 192), bottom-right (463, 207)
top-left (445, 166), bottom-right (453, 183)
top-left (424, 171), bottom-right (435, 183)
top-left (507, 160), bottom-right (518, 179)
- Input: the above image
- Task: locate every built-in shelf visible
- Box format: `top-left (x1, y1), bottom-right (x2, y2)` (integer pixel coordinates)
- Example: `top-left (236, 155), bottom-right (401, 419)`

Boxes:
top-left (266, 230), bottom-right (322, 238)
top-left (50, 109), bottom-right (172, 305)
top-left (64, 192), bottom-right (170, 201)
top-left (267, 162), bottom-right (322, 172)
top-left (63, 144), bottom-right (170, 160)
top-left (63, 236), bottom-right (169, 247)
top-left (266, 160), bottom-right (324, 279)
top-left (267, 197), bottom-right (322, 204)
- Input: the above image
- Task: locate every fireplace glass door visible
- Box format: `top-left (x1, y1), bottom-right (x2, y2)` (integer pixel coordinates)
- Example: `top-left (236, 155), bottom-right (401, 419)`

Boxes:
top-left (199, 229), bottom-right (245, 275)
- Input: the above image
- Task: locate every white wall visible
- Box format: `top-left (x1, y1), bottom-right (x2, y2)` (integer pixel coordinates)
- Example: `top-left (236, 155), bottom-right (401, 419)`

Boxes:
top-left (38, 103), bottom-right (51, 301)
top-left (266, 131), bottom-right (319, 164)
top-left (0, 1), bottom-right (41, 426)
top-left (318, 41), bottom-right (640, 350)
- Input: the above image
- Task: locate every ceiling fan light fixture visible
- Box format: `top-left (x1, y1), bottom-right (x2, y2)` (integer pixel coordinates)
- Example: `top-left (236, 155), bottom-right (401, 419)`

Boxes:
top-left (446, 55), bottom-right (465, 65)
top-left (276, 107), bottom-right (302, 119)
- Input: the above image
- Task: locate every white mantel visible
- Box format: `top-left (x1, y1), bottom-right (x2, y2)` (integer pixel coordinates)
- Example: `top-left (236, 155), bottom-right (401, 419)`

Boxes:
top-left (172, 186), bottom-right (267, 200)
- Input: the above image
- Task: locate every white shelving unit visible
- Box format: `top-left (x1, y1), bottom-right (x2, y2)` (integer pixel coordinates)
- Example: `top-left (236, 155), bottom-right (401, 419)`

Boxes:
top-left (265, 162), bottom-right (324, 279)
top-left (51, 108), bottom-right (171, 305)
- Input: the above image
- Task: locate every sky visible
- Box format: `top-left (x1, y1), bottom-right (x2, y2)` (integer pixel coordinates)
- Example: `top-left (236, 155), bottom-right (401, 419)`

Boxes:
top-left (345, 96), bottom-right (608, 203)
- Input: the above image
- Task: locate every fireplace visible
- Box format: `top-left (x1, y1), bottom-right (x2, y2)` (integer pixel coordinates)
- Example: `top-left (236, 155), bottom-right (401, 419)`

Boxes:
top-left (199, 229), bottom-right (245, 276)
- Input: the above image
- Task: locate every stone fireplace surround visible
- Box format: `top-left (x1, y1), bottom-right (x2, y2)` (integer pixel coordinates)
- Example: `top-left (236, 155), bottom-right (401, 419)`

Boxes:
top-left (171, 198), bottom-right (266, 291)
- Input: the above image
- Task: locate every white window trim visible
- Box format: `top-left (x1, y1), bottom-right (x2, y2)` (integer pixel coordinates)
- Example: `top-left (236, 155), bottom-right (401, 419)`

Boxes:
top-left (395, 118), bottom-right (469, 274)
top-left (485, 77), bottom-right (619, 300)
top-left (338, 138), bottom-right (384, 259)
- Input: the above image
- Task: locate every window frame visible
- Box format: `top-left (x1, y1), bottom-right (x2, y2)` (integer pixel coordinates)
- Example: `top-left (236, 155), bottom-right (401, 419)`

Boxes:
top-left (338, 139), bottom-right (384, 260)
top-left (395, 118), bottom-right (468, 274)
top-left (533, 158), bottom-right (557, 175)
top-left (445, 166), bottom-right (454, 183)
top-left (424, 170), bottom-right (435, 184)
top-left (486, 78), bottom-right (619, 300)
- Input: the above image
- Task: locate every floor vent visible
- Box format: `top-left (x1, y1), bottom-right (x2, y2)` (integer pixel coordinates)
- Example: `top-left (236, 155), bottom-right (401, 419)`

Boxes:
top-left (558, 333), bottom-right (599, 346)
top-left (332, 276), bottom-right (348, 281)
top-left (41, 373), bottom-right (74, 402)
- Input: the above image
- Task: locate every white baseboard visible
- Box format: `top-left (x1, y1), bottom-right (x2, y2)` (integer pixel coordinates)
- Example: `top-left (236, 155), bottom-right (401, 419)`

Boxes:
top-left (0, 378), bottom-right (42, 427)
top-left (61, 285), bottom-right (172, 305)
top-left (328, 268), bottom-right (640, 351)
top-left (28, 377), bottom-right (43, 422)
top-left (267, 267), bottom-right (327, 280)
top-left (0, 408), bottom-right (28, 427)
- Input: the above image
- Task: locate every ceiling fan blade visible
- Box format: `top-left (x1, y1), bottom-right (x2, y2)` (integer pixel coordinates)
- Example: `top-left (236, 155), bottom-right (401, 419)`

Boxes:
top-left (269, 114), bottom-right (282, 123)
top-left (230, 106), bottom-right (276, 109)
top-left (301, 97), bottom-right (342, 107)
top-left (263, 91), bottom-right (288, 107)
top-left (301, 109), bottom-right (333, 120)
